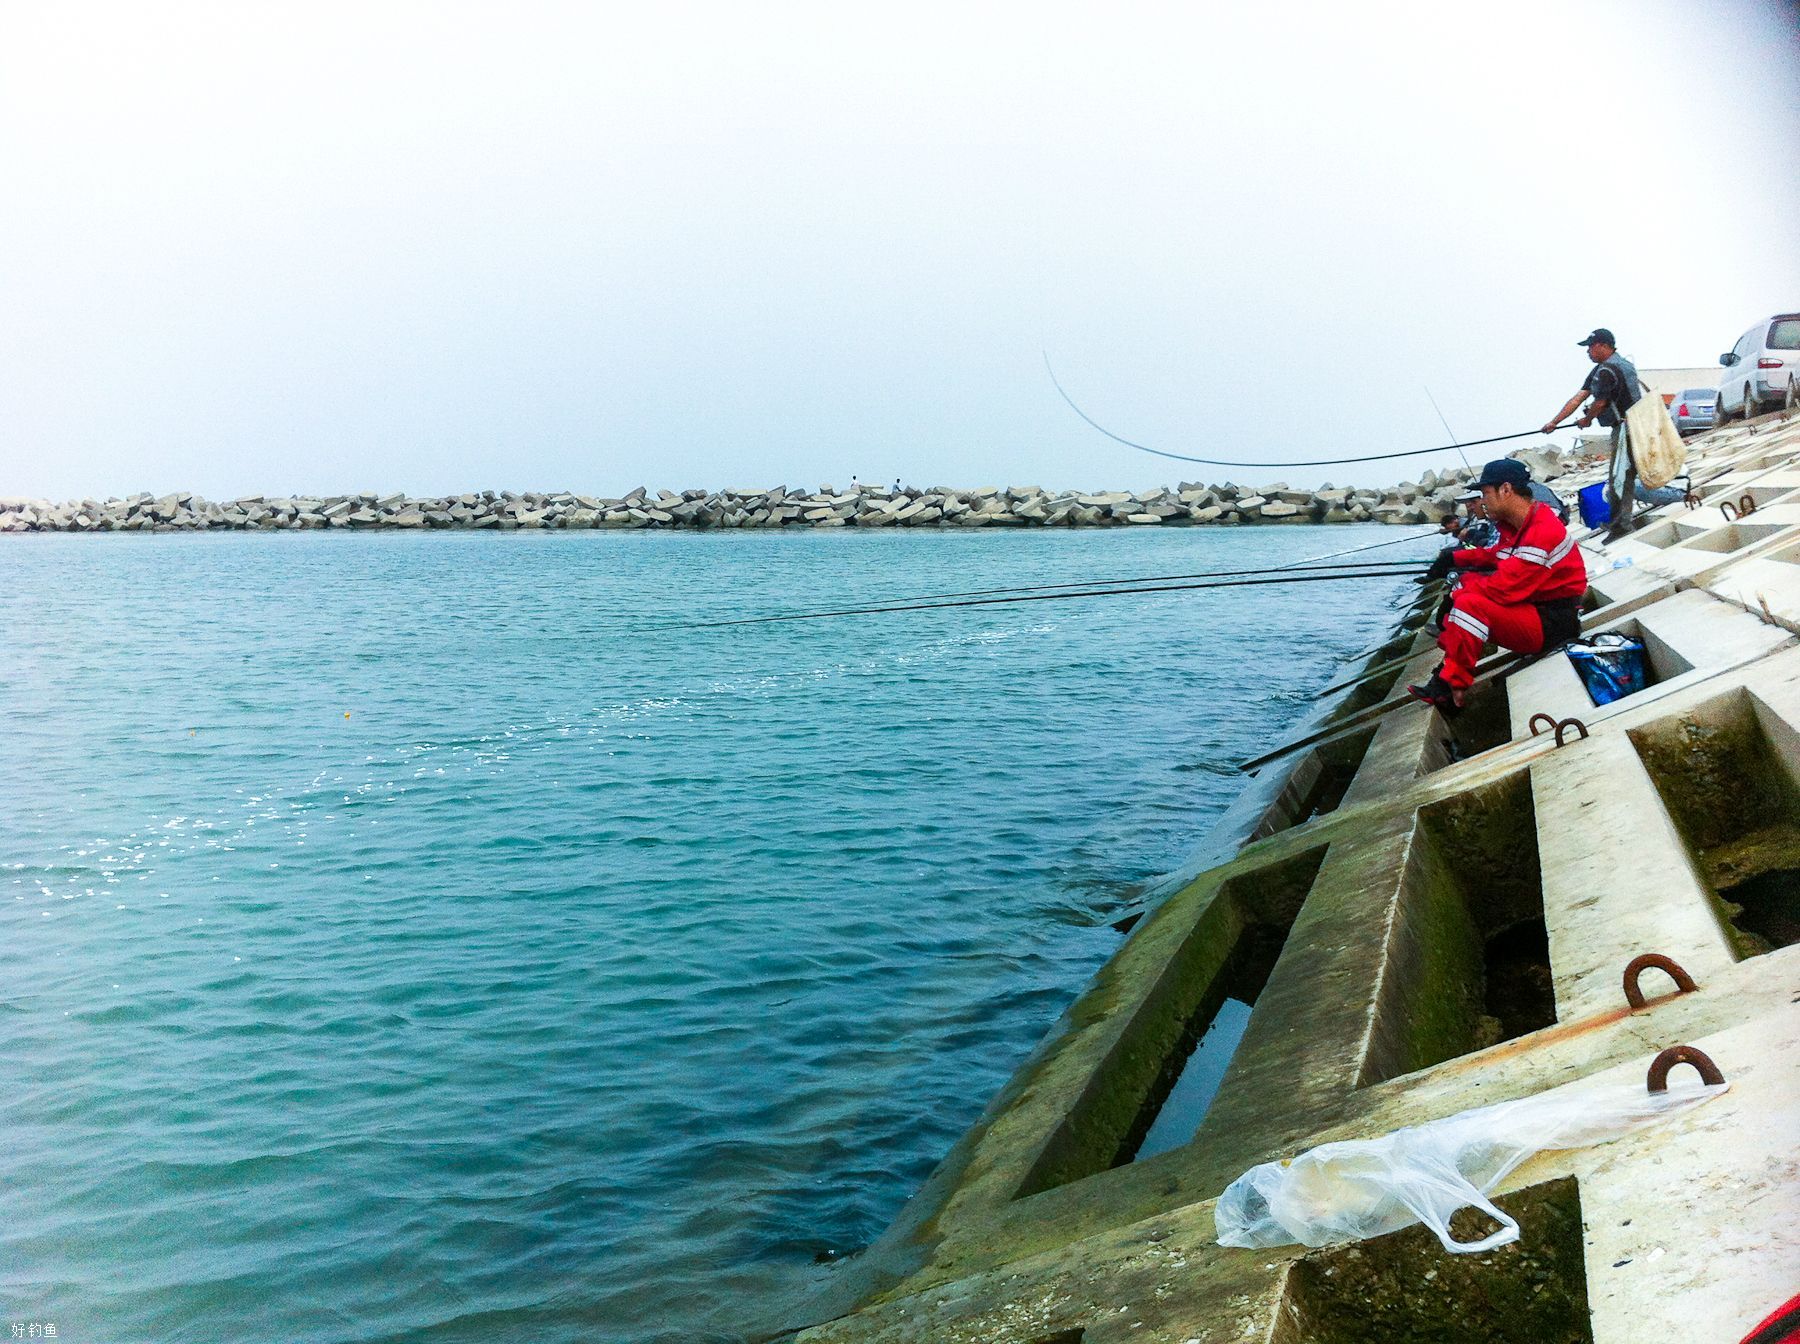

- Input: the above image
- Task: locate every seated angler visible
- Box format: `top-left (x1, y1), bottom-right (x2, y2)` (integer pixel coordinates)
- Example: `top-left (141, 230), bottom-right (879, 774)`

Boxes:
top-left (1417, 492), bottom-right (1501, 587)
top-left (1408, 458), bottom-right (1587, 712)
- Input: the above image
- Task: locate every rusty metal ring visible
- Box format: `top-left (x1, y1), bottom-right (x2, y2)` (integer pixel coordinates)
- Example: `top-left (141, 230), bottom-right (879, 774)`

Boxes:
top-left (1623, 953), bottom-right (1698, 1009)
top-left (1720, 500), bottom-right (1739, 521)
top-left (1528, 712), bottom-right (1558, 737)
top-left (1739, 493), bottom-right (1758, 516)
top-left (1646, 1044), bottom-right (1725, 1093)
top-left (1553, 717), bottom-right (1589, 747)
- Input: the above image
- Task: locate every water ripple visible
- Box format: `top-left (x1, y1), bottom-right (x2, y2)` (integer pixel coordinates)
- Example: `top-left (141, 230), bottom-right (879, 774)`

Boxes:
top-left (0, 526), bottom-right (1425, 1342)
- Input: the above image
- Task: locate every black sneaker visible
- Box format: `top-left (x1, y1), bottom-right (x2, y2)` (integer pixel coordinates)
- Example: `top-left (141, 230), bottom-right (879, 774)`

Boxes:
top-left (1406, 673), bottom-right (1463, 716)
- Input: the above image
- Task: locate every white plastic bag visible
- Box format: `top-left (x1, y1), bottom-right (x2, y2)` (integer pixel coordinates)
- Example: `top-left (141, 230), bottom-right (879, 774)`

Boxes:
top-left (1215, 1077), bottom-right (1726, 1254)
top-left (1626, 389), bottom-right (1687, 489)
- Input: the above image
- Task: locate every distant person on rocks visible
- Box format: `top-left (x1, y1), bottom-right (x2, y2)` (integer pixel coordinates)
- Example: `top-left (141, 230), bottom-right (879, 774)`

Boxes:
top-left (1407, 459), bottom-right (1587, 712)
top-left (1541, 327), bottom-right (1642, 539)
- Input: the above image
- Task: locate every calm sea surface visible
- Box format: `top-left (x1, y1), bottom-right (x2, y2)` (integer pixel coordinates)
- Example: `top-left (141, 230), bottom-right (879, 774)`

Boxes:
top-left (2, 526), bottom-right (1424, 1343)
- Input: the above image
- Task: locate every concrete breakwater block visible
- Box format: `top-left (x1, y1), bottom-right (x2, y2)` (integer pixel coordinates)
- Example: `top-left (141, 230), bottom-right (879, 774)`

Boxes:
top-left (1, 451), bottom-right (1581, 535)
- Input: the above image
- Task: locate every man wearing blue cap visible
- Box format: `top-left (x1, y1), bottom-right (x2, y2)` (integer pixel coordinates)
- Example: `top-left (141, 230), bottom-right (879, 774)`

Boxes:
top-left (1408, 458), bottom-right (1587, 711)
top-left (1542, 328), bottom-right (1643, 539)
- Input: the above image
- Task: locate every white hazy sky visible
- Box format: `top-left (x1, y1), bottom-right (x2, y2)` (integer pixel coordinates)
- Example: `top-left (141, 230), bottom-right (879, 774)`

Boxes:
top-left (3, 0), bottom-right (1796, 500)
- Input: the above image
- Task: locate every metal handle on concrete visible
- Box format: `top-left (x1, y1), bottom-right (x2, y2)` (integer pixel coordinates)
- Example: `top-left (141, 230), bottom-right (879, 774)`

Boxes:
top-left (1623, 953), bottom-right (1698, 1009)
top-left (1646, 1045), bottom-right (1725, 1093)
top-left (1553, 718), bottom-right (1589, 747)
top-left (1721, 500), bottom-right (1740, 521)
top-left (1739, 493), bottom-right (1758, 517)
top-left (1528, 712), bottom-right (1558, 736)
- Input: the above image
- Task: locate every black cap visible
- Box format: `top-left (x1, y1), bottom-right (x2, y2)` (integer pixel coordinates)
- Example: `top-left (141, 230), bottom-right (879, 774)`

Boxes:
top-left (1578, 327), bottom-right (1615, 347)
top-left (1475, 458), bottom-right (1531, 489)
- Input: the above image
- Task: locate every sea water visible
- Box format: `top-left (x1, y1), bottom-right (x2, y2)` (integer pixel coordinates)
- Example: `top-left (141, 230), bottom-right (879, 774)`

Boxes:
top-left (1, 525), bottom-right (1425, 1343)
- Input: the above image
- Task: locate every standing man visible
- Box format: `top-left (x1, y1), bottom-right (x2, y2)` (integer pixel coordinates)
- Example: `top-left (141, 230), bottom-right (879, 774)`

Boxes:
top-left (1542, 327), bottom-right (1642, 539)
top-left (1407, 459), bottom-right (1587, 712)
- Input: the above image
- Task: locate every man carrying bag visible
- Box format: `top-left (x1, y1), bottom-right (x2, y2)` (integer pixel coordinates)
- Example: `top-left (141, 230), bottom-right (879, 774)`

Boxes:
top-left (1541, 327), bottom-right (1682, 539)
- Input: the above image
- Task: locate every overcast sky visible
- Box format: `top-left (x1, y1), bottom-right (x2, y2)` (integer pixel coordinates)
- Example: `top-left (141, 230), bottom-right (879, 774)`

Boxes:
top-left (3, 0), bottom-right (1796, 500)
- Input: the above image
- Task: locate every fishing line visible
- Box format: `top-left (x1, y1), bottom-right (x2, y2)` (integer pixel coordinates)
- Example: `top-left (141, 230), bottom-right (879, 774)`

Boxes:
top-left (1045, 354), bottom-right (1550, 467)
top-left (680, 568), bottom-right (1420, 630)
top-left (875, 557), bottom-right (1428, 607)
top-left (874, 528), bottom-right (1447, 608)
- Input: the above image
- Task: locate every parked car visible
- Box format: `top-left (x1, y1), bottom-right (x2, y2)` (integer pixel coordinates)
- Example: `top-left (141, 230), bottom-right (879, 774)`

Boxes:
top-left (1717, 313), bottom-right (1800, 420)
top-left (1671, 387), bottom-right (1718, 435)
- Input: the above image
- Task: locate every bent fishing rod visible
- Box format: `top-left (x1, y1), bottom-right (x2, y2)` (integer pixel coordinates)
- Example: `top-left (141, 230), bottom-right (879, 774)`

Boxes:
top-left (1045, 354), bottom-right (1554, 468)
top-left (679, 566), bottom-right (1423, 630)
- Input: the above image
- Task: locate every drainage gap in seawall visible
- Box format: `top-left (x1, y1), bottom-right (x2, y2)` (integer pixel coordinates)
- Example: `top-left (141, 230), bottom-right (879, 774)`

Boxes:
top-left (1360, 770), bottom-right (1556, 1086)
top-left (1628, 688), bottom-right (1800, 956)
top-left (1425, 678), bottom-right (1513, 770)
top-left (1337, 661), bottom-right (1407, 717)
top-left (1251, 726), bottom-right (1382, 841)
top-left (1108, 848), bottom-right (1328, 1167)
top-left (1130, 996), bottom-right (1253, 1161)
top-left (1275, 1178), bottom-right (1592, 1344)
top-left (1013, 844), bottom-right (1331, 1198)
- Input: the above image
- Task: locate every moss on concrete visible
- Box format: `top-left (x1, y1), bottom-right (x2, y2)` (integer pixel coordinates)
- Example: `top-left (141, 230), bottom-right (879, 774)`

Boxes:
top-left (1274, 1179), bottom-right (1591, 1344)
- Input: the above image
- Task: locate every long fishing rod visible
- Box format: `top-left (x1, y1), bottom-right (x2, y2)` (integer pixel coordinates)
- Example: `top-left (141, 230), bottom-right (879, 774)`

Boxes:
top-left (1424, 385), bottom-right (1473, 472)
top-left (680, 567), bottom-right (1420, 630)
top-left (875, 556), bottom-right (1428, 607)
top-left (876, 528), bottom-right (1446, 611)
top-left (1045, 354), bottom-right (1549, 468)
top-left (1292, 527), bottom-right (1442, 565)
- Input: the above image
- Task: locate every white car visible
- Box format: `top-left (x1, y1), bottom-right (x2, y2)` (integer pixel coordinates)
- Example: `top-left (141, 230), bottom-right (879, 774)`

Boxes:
top-left (1717, 313), bottom-right (1799, 420)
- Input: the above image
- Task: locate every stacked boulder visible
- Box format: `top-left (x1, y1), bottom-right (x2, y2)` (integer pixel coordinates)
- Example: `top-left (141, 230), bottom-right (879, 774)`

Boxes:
top-left (0, 450), bottom-right (1573, 534)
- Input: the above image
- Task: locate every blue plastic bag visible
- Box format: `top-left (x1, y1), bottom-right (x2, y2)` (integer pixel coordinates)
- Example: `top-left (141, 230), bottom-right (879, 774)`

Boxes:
top-left (1567, 634), bottom-right (1647, 705)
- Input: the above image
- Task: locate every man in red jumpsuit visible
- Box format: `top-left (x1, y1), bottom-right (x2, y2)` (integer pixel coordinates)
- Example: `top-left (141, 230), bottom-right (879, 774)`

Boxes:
top-left (1408, 458), bottom-right (1588, 712)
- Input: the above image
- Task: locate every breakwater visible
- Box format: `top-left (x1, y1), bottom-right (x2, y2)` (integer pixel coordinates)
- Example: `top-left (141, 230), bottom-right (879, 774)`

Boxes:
top-left (0, 451), bottom-right (1576, 534)
top-left (775, 408), bottom-right (1800, 1343)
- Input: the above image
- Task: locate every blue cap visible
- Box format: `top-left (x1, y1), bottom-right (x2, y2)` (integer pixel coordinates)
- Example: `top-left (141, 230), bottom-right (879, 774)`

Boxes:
top-left (1476, 458), bottom-right (1531, 489)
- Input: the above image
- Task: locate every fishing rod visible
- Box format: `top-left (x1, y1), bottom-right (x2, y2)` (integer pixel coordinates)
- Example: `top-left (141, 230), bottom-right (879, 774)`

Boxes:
top-left (1045, 354), bottom-right (1550, 468)
top-left (1424, 385), bottom-right (1473, 472)
top-left (874, 556), bottom-right (1429, 607)
top-left (680, 567), bottom-right (1421, 630)
top-left (1292, 527), bottom-right (1442, 565)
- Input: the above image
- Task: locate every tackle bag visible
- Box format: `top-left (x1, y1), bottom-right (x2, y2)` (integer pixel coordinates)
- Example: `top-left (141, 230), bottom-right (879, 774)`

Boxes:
top-left (1566, 633), bottom-right (1648, 705)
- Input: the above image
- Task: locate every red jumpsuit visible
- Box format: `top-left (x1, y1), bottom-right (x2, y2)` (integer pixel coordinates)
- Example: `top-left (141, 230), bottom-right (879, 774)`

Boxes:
top-left (1437, 502), bottom-right (1587, 689)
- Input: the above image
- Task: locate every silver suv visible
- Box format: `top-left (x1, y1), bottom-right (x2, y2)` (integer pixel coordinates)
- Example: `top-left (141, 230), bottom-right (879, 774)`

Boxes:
top-left (1717, 313), bottom-right (1799, 419)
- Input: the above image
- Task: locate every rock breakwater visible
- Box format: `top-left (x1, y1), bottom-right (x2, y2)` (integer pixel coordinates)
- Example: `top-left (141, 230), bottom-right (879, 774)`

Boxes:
top-left (2, 451), bottom-right (1574, 534)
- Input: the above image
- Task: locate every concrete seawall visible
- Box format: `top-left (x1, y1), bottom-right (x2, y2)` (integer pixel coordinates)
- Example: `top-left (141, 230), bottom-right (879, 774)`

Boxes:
top-left (770, 406), bottom-right (1800, 1343)
top-left (1, 452), bottom-right (1579, 534)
